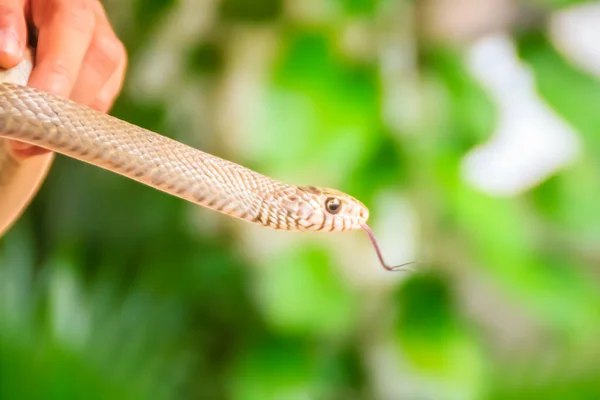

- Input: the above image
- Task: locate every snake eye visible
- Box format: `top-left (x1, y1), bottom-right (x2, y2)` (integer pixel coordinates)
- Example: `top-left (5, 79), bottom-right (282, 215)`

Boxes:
top-left (325, 197), bottom-right (341, 215)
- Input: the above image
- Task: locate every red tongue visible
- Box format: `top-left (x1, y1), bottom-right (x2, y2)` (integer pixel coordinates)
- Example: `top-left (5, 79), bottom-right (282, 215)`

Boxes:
top-left (360, 224), bottom-right (417, 272)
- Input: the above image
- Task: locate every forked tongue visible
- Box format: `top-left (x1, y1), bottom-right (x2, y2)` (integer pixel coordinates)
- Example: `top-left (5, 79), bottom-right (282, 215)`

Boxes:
top-left (361, 224), bottom-right (418, 272)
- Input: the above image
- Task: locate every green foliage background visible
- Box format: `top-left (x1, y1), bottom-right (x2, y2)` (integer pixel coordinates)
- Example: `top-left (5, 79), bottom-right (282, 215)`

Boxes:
top-left (2, 0), bottom-right (600, 399)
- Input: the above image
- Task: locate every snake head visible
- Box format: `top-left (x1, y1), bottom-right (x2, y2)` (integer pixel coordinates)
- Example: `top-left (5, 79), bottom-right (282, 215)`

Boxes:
top-left (266, 185), bottom-right (368, 231)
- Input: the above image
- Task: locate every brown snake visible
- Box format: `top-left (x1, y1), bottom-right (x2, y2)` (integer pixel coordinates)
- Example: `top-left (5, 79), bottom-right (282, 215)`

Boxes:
top-left (0, 49), bottom-right (406, 271)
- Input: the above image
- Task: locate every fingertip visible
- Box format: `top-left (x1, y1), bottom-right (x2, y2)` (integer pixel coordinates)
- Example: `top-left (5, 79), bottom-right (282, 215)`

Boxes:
top-left (89, 96), bottom-right (111, 113)
top-left (0, 28), bottom-right (22, 68)
top-left (27, 58), bottom-right (74, 98)
top-left (28, 71), bottom-right (72, 97)
top-left (7, 141), bottom-right (50, 160)
top-left (0, 5), bottom-right (26, 69)
top-left (89, 61), bottom-right (126, 113)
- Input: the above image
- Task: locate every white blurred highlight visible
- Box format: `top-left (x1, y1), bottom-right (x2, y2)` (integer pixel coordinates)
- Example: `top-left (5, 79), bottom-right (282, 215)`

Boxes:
top-left (461, 34), bottom-right (580, 196)
top-left (550, 2), bottom-right (600, 79)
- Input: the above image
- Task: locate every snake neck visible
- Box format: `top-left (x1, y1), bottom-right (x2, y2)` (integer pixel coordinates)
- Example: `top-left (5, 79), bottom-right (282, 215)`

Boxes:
top-left (246, 184), bottom-right (306, 230)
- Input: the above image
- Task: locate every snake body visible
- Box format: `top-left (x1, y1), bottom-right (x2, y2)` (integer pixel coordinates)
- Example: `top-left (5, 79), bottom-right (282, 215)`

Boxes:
top-left (0, 51), bottom-right (368, 236)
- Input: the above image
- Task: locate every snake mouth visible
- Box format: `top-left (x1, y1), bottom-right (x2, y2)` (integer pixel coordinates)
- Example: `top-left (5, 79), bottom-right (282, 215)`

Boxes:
top-left (355, 205), bottom-right (369, 226)
top-left (359, 208), bottom-right (368, 220)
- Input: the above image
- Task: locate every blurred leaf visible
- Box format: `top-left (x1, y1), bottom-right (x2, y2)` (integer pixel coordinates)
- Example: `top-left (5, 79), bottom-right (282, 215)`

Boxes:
top-left (220, 0), bottom-right (282, 21)
top-left (338, 0), bottom-right (377, 15)
top-left (527, 0), bottom-right (599, 8)
top-left (530, 160), bottom-right (600, 239)
top-left (423, 46), bottom-right (497, 152)
top-left (255, 247), bottom-right (358, 337)
top-left (229, 338), bottom-right (317, 400)
top-left (250, 31), bottom-right (380, 185)
top-left (187, 41), bottom-right (224, 75)
top-left (394, 274), bottom-right (485, 400)
top-left (516, 32), bottom-right (600, 155)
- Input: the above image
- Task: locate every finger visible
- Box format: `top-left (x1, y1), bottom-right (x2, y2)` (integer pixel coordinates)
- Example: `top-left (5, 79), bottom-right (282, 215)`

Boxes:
top-left (70, 2), bottom-right (125, 106)
top-left (89, 51), bottom-right (126, 113)
top-left (8, 140), bottom-right (50, 158)
top-left (0, 0), bottom-right (26, 67)
top-left (27, 0), bottom-right (95, 97)
top-left (0, 1), bottom-right (39, 157)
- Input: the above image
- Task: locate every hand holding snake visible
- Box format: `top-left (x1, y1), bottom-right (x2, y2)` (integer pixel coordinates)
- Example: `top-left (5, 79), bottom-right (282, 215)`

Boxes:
top-left (0, 0), bottom-right (407, 271)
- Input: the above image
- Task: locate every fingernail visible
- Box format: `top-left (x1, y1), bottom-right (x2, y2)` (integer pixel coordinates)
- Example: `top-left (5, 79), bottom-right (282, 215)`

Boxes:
top-left (0, 29), bottom-right (21, 59)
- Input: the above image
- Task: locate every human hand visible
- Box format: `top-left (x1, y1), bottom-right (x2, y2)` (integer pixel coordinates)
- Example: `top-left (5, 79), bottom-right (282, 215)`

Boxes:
top-left (0, 0), bottom-right (127, 157)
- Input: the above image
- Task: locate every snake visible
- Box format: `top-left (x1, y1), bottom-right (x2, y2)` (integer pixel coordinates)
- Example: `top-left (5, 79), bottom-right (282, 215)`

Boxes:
top-left (0, 48), bottom-right (404, 271)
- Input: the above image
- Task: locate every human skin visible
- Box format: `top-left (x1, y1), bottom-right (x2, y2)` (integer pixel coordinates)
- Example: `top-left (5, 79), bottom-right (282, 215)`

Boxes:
top-left (0, 0), bottom-right (127, 158)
